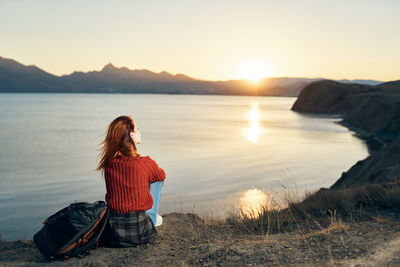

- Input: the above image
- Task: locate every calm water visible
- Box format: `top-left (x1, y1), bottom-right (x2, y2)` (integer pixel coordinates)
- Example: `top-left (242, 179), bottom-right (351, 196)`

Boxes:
top-left (0, 93), bottom-right (368, 240)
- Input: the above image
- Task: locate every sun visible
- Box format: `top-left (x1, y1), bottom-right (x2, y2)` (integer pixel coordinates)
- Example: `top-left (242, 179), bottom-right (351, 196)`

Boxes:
top-left (235, 60), bottom-right (274, 83)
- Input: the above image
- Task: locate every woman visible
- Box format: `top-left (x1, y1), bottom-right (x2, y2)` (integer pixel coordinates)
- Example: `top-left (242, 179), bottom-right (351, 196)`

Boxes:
top-left (96, 115), bottom-right (166, 247)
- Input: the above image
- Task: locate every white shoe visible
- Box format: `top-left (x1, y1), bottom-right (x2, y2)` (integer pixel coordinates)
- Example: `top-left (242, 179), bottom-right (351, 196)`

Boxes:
top-left (155, 213), bottom-right (163, 227)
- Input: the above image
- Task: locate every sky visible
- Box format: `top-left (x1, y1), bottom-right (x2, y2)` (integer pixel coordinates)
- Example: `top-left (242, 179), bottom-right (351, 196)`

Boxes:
top-left (0, 0), bottom-right (399, 81)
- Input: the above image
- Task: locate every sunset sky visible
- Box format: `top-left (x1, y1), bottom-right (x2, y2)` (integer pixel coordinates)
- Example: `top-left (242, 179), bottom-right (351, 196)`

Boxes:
top-left (1, 0), bottom-right (399, 81)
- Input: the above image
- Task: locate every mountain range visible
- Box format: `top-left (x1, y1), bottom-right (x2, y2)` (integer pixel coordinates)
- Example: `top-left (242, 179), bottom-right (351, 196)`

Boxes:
top-left (0, 56), bottom-right (382, 96)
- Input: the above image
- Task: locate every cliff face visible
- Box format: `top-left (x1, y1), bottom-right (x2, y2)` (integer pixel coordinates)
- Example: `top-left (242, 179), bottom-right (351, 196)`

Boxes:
top-left (292, 80), bottom-right (400, 139)
top-left (291, 80), bottom-right (373, 114)
top-left (291, 79), bottom-right (400, 189)
top-left (332, 134), bottom-right (400, 188)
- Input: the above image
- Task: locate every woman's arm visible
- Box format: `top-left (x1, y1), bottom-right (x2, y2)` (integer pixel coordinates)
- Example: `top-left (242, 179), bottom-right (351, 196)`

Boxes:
top-left (143, 157), bottom-right (166, 183)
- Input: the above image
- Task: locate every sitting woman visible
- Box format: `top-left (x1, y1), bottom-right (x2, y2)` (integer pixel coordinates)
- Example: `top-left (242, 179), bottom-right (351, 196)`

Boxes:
top-left (97, 115), bottom-right (166, 247)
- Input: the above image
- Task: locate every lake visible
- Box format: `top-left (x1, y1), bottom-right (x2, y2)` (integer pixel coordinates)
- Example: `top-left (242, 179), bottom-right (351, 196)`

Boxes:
top-left (0, 93), bottom-right (368, 240)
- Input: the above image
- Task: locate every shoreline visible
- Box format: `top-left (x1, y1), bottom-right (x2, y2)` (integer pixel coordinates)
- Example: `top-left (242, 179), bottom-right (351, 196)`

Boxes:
top-left (291, 79), bottom-right (400, 189)
top-left (337, 120), bottom-right (386, 152)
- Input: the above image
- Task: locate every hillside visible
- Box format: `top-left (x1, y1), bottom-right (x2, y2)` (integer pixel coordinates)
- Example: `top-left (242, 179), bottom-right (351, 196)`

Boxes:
top-left (0, 57), bottom-right (70, 92)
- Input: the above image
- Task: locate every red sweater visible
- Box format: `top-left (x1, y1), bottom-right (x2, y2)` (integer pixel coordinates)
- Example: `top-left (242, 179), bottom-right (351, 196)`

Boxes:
top-left (104, 155), bottom-right (166, 213)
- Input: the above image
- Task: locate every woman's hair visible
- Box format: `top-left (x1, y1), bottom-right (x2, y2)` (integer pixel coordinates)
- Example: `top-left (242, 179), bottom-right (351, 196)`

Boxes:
top-left (96, 115), bottom-right (139, 171)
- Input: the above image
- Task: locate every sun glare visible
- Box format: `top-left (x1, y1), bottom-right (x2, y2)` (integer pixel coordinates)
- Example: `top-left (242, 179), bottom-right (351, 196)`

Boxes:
top-left (235, 60), bottom-right (274, 83)
top-left (239, 188), bottom-right (269, 218)
top-left (246, 103), bottom-right (263, 143)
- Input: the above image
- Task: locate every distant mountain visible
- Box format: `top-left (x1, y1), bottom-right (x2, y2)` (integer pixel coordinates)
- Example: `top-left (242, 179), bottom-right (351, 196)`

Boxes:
top-left (0, 56), bottom-right (69, 92)
top-left (0, 56), bottom-right (383, 96)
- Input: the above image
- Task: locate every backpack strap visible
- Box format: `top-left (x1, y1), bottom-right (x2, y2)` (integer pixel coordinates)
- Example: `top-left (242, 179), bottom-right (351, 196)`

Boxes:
top-left (57, 208), bottom-right (109, 256)
top-left (63, 208), bottom-right (110, 258)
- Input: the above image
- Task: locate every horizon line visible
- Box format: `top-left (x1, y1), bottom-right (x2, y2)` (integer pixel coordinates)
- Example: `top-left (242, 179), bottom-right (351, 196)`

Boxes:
top-left (0, 55), bottom-right (387, 83)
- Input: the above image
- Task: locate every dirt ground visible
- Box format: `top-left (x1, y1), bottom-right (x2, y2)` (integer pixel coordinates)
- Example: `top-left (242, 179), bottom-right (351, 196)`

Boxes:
top-left (1, 212), bottom-right (400, 266)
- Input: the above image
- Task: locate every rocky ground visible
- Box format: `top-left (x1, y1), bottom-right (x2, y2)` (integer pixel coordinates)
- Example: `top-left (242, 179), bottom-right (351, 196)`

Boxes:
top-left (1, 212), bottom-right (400, 266)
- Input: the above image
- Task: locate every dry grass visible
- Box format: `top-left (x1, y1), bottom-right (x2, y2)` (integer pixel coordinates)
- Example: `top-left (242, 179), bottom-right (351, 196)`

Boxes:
top-left (373, 215), bottom-right (396, 224)
top-left (299, 210), bottom-right (350, 240)
top-left (228, 183), bottom-right (400, 235)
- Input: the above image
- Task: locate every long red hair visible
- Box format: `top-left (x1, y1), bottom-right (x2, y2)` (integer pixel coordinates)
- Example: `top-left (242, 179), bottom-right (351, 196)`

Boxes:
top-left (96, 115), bottom-right (139, 171)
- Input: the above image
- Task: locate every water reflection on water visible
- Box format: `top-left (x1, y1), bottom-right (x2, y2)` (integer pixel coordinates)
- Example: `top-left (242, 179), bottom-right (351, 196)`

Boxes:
top-left (246, 103), bottom-right (263, 143)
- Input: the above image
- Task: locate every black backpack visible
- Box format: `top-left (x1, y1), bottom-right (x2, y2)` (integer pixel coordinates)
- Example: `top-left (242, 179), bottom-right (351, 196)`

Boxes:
top-left (33, 201), bottom-right (109, 260)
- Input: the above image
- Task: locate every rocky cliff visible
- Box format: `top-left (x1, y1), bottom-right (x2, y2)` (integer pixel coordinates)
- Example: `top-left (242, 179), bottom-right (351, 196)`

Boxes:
top-left (291, 79), bottom-right (400, 189)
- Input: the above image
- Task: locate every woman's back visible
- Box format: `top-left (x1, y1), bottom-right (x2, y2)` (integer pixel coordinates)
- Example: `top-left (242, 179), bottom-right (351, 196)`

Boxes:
top-left (104, 154), bottom-right (166, 213)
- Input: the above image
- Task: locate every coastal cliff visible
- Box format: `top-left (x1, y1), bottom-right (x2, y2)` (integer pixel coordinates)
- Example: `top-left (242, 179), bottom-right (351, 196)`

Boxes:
top-left (291, 79), bottom-right (400, 188)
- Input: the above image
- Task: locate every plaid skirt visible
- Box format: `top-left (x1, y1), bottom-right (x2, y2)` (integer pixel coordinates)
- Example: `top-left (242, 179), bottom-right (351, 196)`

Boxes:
top-left (101, 209), bottom-right (157, 247)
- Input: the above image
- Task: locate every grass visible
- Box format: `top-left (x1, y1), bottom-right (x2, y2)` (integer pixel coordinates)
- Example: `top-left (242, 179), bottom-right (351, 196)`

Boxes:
top-left (227, 182), bottom-right (400, 235)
